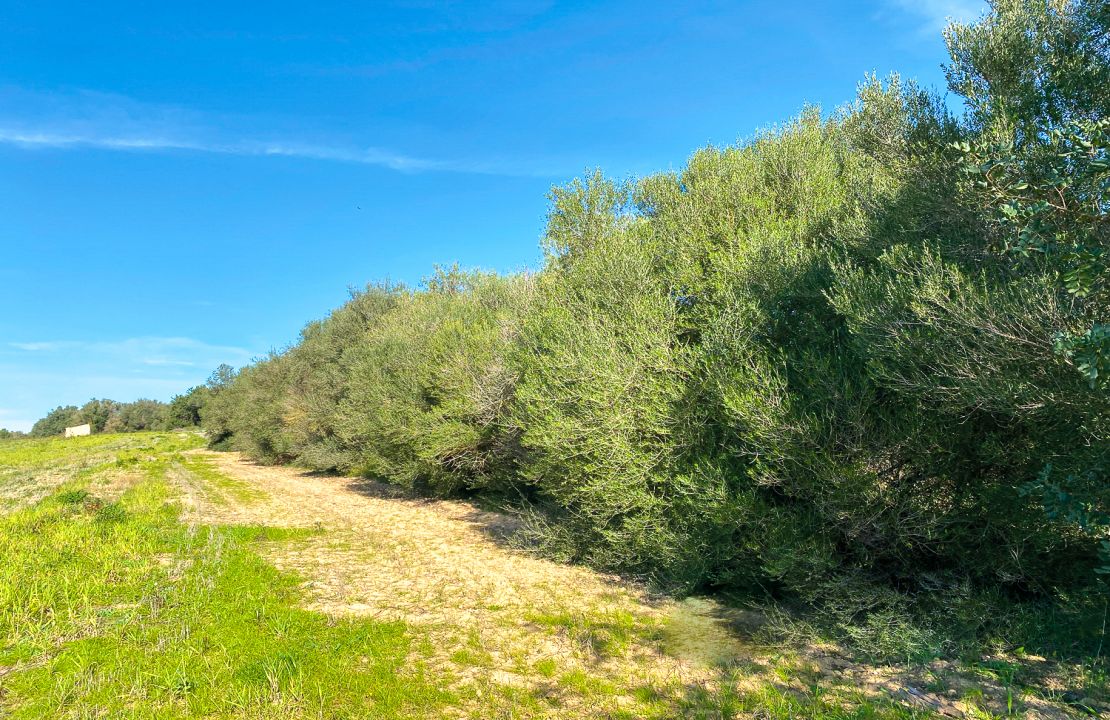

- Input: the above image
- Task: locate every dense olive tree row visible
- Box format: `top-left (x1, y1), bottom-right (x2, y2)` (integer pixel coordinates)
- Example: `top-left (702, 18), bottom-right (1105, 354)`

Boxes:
top-left (202, 1), bottom-right (1108, 657)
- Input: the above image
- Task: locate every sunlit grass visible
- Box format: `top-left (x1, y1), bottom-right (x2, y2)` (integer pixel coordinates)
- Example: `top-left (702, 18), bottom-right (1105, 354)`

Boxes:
top-left (0, 431), bottom-right (202, 470)
top-left (0, 435), bottom-right (448, 719)
top-left (0, 432), bottom-right (204, 510)
top-left (3, 432), bottom-right (1084, 718)
top-left (179, 452), bottom-right (267, 505)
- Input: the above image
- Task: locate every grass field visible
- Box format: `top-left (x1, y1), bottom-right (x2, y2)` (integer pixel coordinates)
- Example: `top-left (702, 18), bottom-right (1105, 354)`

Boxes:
top-left (0, 433), bottom-right (446, 719)
top-left (0, 432), bottom-right (1101, 718)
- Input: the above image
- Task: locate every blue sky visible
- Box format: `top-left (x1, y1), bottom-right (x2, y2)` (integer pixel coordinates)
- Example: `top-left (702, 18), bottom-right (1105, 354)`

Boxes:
top-left (0, 0), bottom-right (984, 432)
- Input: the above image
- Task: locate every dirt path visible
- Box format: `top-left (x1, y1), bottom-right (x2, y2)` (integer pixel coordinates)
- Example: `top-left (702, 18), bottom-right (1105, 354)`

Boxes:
top-left (172, 450), bottom-right (1085, 719)
top-left (173, 451), bottom-right (768, 715)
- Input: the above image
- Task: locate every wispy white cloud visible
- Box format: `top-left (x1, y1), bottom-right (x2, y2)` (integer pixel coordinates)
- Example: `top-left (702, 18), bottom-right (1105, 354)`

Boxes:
top-left (8, 336), bottom-right (253, 361)
top-left (888, 0), bottom-right (986, 33)
top-left (0, 129), bottom-right (443, 174)
top-left (10, 341), bottom-right (72, 352)
top-left (0, 86), bottom-right (527, 174)
top-left (141, 358), bottom-right (198, 367)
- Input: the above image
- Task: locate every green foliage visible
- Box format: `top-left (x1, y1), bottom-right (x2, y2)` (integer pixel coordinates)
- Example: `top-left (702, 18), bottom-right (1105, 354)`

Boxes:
top-left (944, 0), bottom-right (1110, 140)
top-left (277, 283), bottom-right (401, 471)
top-left (513, 176), bottom-right (714, 582)
top-left (947, 4), bottom-right (1110, 585)
top-left (29, 405), bottom-right (79, 437)
top-left (110, 398), bottom-right (168, 432)
top-left (1022, 463), bottom-right (1109, 574)
top-left (78, 398), bottom-right (120, 433)
top-left (209, 354), bottom-right (294, 461)
top-left (197, 0), bottom-right (1110, 659)
top-left (829, 242), bottom-right (1104, 591)
top-left (166, 385), bottom-right (209, 428)
top-left (337, 268), bottom-right (526, 493)
top-left (29, 398), bottom-right (175, 437)
top-left (199, 363), bottom-right (241, 448)
top-left (960, 118), bottom-right (1109, 388)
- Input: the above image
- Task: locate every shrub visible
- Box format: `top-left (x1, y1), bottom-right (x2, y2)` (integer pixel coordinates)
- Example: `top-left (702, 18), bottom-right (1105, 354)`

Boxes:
top-left (278, 282), bottom-right (402, 472)
top-left (167, 386), bottom-right (209, 429)
top-left (197, 0), bottom-right (1110, 656)
top-left (337, 268), bottom-right (528, 494)
top-left (511, 175), bottom-right (722, 585)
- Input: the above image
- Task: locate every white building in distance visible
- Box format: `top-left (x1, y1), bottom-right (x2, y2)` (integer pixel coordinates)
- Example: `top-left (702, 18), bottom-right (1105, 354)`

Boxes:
top-left (64, 423), bottom-right (91, 438)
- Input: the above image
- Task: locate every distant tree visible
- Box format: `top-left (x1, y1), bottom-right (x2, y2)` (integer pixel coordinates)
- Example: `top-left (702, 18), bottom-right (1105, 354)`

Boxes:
top-left (207, 363), bottom-right (237, 392)
top-left (167, 385), bottom-right (209, 428)
top-left (115, 399), bottom-right (169, 432)
top-left (29, 398), bottom-right (177, 437)
top-left (30, 405), bottom-right (80, 437)
top-left (200, 363), bottom-right (240, 447)
top-left (77, 399), bottom-right (121, 434)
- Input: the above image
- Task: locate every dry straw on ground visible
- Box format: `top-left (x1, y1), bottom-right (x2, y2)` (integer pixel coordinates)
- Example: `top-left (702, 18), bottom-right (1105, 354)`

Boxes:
top-left (170, 450), bottom-right (1095, 719)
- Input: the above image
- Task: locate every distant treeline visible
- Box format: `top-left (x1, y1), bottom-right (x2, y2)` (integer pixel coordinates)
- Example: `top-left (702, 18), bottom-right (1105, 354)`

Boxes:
top-left (178, 2), bottom-right (1110, 656)
top-left (28, 387), bottom-right (208, 438)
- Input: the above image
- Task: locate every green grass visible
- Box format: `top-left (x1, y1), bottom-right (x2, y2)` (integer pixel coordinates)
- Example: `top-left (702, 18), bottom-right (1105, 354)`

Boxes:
top-left (0, 432), bottom-right (204, 510)
top-left (6, 432), bottom-right (1093, 718)
top-left (0, 435), bottom-right (448, 718)
top-left (710, 683), bottom-right (930, 720)
top-left (525, 608), bottom-right (655, 658)
top-left (0, 432), bottom-right (202, 472)
top-left (178, 453), bottom-right (268, 505)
